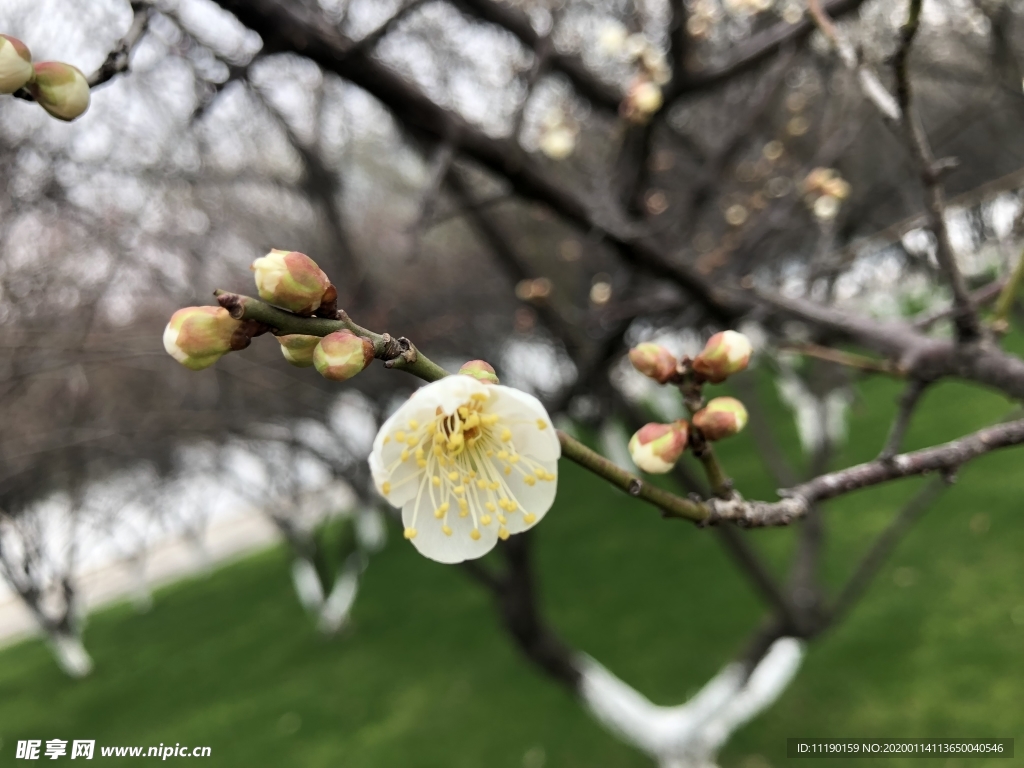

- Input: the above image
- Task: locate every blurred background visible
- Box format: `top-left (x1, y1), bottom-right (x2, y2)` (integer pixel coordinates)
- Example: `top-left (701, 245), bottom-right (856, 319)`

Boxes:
top-left (0, 0), bottom-right (1023, 765)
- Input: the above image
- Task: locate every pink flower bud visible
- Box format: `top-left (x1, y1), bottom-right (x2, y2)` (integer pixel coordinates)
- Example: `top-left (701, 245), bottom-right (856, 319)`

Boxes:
top-left (692, 330), bottom-right (752, 383)
top-left (628, 420), bottom-right (689, 474)
top-left (628, 343), bottom-right (678, 384)
top-left (251, 249), bottom-right (331, 315)
top-left (313, 330), bottom-right (374, 382)
top-left (0, 35), bottom-right (33, 94)
top-left (28, 61), bottom-right (90, 121)
top-left (458, 360), bottom-right (499, 384)
top-left (692, 397), bottom-right (748, 441)
top-left (276, 334), bottom-right (320, 368)
top-left (163, 306), bottom-right (242, 371)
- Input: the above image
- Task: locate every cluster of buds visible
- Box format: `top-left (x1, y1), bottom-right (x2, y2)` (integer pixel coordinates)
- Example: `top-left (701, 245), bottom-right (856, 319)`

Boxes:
top-left (626, 331), bottom-right (752, 474)
top-left (803, 167), bottom-right (851, 222)
top-left (165, 247), bottom-right (377, 385)
top-left (0, 34), bottom-right (90, 121)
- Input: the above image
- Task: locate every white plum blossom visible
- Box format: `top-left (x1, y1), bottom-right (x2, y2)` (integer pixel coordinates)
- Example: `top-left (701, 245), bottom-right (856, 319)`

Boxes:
top-left (370, 375), bottom-right (560, 563)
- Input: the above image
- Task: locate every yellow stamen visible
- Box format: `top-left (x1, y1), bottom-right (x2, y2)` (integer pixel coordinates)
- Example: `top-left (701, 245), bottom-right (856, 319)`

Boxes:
top-left (408, 419), bottom-right (419, 430)
top-left (382, 482), bottom-right (391, 496)
top-left (485, 502), bottom-right (496, 512)
top-left (470, 529), bottom-right (481, 540)
top-left (448, 471), bottom-right (459, 481)
top-left (471, 392), bottom-right (488, 401)
top-left (524, 476), bottom-right (536, 486)
top-left (403, 528), bottom-right (417, 539)
top-left (400, 449), bottom-right (410, 462)
top-left (523, 513), bottom-right (537, 524)
top-left (442, 525), bottom-right (452, 536)
top-left (481, 515), bottom-right (492, 526)
top-left (383, 436), bottom-right (391, 445)
top-left (498, 526), bottom-right (510, 540)
top-left (536, 419), bottom-right (548, 430)
top-left (395, 431), bottom-right (406, 442)
top-left (501, 428), bottom-right (512, 442)
top-left (432, 476), bottom-right (441, 487)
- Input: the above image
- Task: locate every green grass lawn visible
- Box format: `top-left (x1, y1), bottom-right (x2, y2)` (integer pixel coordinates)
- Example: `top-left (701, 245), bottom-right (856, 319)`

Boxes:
top-left (1, 356), bottom-right (1022, 767)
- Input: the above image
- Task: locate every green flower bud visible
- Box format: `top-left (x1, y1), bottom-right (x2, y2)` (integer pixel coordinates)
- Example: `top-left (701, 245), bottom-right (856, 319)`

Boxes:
top-left (628, 342), bottom-right (678, 384)
top-left (692, 330), bottom-right (752, 383)
top-left (628, 420), bottom-right (688, 474)
top-left (28, 61), bottom-right (90, 121)
top-left (692, 397), bottom-right (748, 441)
top-left (276, 334), bottom-right (320, 367)
top-left (251, 249), bottom-right (331, 315)
top-left (163, 306), bottom-right (242, 371)
top-left (458, 360), bottom-right (499, 384)
top-left (313, 330), bottom-right (374, 382)
top-left (0, 35), bottom-right (33, 94)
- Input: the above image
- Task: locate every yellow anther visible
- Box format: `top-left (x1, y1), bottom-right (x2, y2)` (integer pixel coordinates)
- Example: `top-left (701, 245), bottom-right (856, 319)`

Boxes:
top-left (486, 449), bottom-right (494, 457)
top-left (432, 476), bottom-right (441, 487)
top-left (415, 447), bottom-right (425, 460)
top-left (498, 526), bottom-right (510, 541)
top-left (407, 435), bottom-right (419, 446)
top-left (395, 430), bottom-right (406, 442)
top-left (433, 432), bottom-right (445, 445)
top-left (458, 406), bottom-right (469, 418)
top-left (470, 528), bottom-right (481, 540)
top-left (504, 466), bottom-right (512, 475)
top-left (464, 413), bottom-right (480, 429)
top-left (382, 482), bottom-right (391, 496)
top-left (497, 514), bottom-right (506, 524)
top-left (534, 469), bottom-right (546, 479)
top-left (481, 515), bottom-right (492, 526)
top-left (536, 419), bottom-right (548, 430)
top-left (403, 528), bottom-right (417, 539)
top-left (471, 392), bottom-right (488, 401)
top-left (383, 436), bottom-right (391, 445)
top-left (448, 471), bottom-right (459, 481)
top-left (523, 513), bottom-right (537, 524)
top-left (408, 419), bottom-right (419, 430)
top-left (524, 476), bottom-right (536, 486)
top-left (509, 454), bottom-right (520, 464)
top-left (506, 500), bottom-right (517, 511)
top-left (416, 458), bottom-right (427, 468)
top-left (497, 451), bottom-right (509, 460)
top-left (453, 485), bottom-right (465, 495)
top-left (485, 502), bottom-right (496, 513)
top-left (448, 433), bottom-right (465, 451)
top-left (489, 481), bottom-right (500, 491)
top-left (476, 479), bottom-right (488, 489)
top-left (482, 414), bottom-right (499, 426)
top-left (400, 449), bottom-right (410, 462)
top-left (501, 428), bottom-right (512, 442)
top-left (458, 498), bottom-right (469, 511)
top-left (433, 444), bottom-right (443, 457)
top-left (442, 525), bottom-right (452, 536)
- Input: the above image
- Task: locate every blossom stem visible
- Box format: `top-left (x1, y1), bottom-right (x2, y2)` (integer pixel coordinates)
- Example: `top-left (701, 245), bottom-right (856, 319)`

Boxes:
top-left (556, 431), bottom-right (708, 523)
top-left (213, 290), bottom-right (450, 382)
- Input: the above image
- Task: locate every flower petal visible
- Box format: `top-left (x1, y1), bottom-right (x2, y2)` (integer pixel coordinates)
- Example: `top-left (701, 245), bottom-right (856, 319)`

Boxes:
top-left (498, 458), bottom-right (558, 534)
top-left (407, 375), bottom-right (488, 415)
top-left (488, 386), bottom-right (561, 461)
top-left (401, 489), bottom-right (500, 564)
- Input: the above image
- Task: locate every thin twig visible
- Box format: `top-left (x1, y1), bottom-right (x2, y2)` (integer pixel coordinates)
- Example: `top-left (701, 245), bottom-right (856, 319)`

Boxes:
top-left (894, 0), bottom-right (980, 341)
top-left (778, 342), bottom-right (904, 377)
top-left (877, 379), bottom-right (928, 460)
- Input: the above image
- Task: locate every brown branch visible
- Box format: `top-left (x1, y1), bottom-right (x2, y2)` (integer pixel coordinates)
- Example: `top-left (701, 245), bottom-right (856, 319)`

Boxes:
top-left (877, 379), bottom-right (928, 460)
top-left (894, 0), bottom-right (980, 341)
top-left (86, 1), bottom-right (154, 88)
top-left (778, 342), bottom-right (904, 377)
